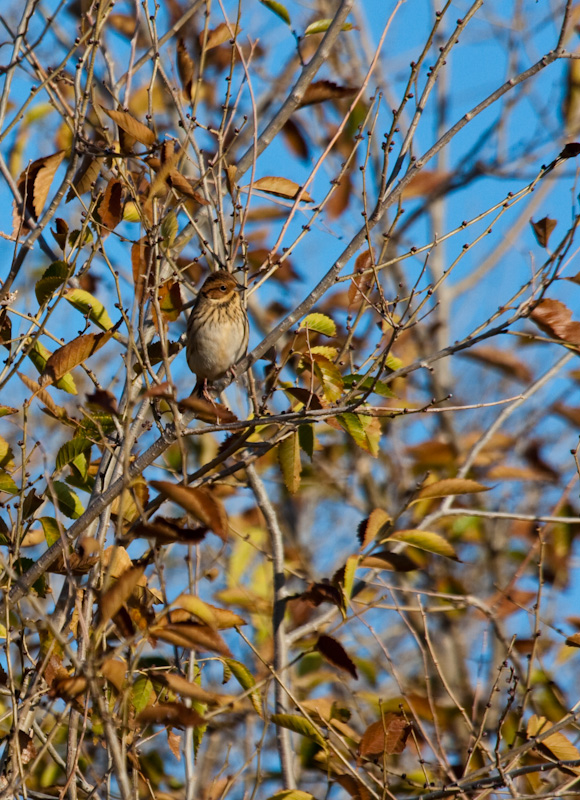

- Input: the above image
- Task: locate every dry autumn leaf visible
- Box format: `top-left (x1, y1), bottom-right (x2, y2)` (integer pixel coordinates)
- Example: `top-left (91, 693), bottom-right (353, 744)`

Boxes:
top-left (16, 150), bottom-right (66, 224)
top-left (316, 634), bottom-right (358, 679)
top-left (299, 80), bottom-right (358, 107)
top-left (39, 328), bottom-right (116, 387)
top-left (530, 298), bottom-right (580, 345)
top-left (137, 702), bottom-right (205, 728)
top-left (100, 106), bottom-right (157, 147)
top-left (98, 177), bottom-right (124, 230)
top-left (151, 481), bottom-right (228, 539)
top-left (251, 176), bottom-right (314, 203)
top-left (358, 713), bottom-right (412, 762)
top-left (530, 216), bottom-right (557, 248)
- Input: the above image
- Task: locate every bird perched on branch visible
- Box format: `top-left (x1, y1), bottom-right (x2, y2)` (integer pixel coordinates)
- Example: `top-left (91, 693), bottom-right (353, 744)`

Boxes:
top-left (186, 270), bottom-right (249, 400)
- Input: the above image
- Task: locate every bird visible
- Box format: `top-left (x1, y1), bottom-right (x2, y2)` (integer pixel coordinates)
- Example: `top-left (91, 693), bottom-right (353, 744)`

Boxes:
top-left (185, 269), bottom-right (249, 400)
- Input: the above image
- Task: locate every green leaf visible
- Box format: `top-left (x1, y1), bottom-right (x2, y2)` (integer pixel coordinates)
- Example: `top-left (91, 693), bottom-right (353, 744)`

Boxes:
top-left (260, 0), bottom-right (291, 25)
top-left (387, 530), bottom-right (459, 561)
top-left (270, 713), bottom-right (326, 747)
top-left (343, 374), bottom-right (396, 398)
top-left (0, 407), bottom-right (18, 417)
top-left (267, 793), bottom-right (316, 800)
top-left (28, 340), bottom-right (78, 395)
top-left (304, 19), bottom-right (355, 35)
top-left (132, 677), bottom-right (154, 715)
top-left (0, 471), bottom-right (18, 495)
top-left (385, 353), bottom-right (403, 371)
top-left (161, 210), bottom-right (178, 247)
top-left (342, 554), bottom-right (358, 601)
top-left (0, 436), bottom-right (14, 469)
top-left (35, 261), bottom-right (69, 305)
top-left (299, 313), bottom-right (336, 337)
top-left (338, 412), bottom-right (381, 456)
top-left (64, 289), bottom-right (114, 331)
top-left (278, 431), bottom-right (301, 494)
top-left (224, 658), bottom-right (263, 717)
top-left (56, 437), bottom-right (91, 473)
top-left (48, 481), bottom-right (84, 519)
top-left (39, 516), bottom-right (61, 546)
top-left (298, 424), bottom-right (314, 460)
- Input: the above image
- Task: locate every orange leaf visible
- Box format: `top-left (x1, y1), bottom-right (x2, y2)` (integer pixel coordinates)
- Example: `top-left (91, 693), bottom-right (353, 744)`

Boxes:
top-left (99, 565), bottom-right (145, 625)
top-left (358, 713), bottom-right (412, 762)
top-left (530, 298), bottom-right (580, 345)
top-left (98, 177), bottom-right (124, 230)
top-left (150, 622), bottom-right (231, 656)
top-left (137, 702), bottom-right (205, 728)
top-left (251, 176), bottom-right (313, 203)
top-left (100, 106), bottom-right (156, 147)
top-left (39, 329), bottom-right (116, 386)
top-left (151, 481), bottom-right (228, 540)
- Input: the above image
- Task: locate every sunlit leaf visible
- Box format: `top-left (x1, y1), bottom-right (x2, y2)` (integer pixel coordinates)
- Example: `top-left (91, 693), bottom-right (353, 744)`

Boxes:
top-left (387, 529), bottom-right (459, 561)
top-left (260, 0), bottom-right (291, 25)
top-left (0, 471), bottom-right (18, 495)
top-left (304, 19), bottom-right (355, 35)
top-left (55, 437), bottom-right (91, 473)
top-left (137, 702), bottom-right (205, 728)
top-left (48, 481), bottom-right (84, 519)
top-left (100, 106), bottom-right (156, 147)
top-left (251, 176), bottom-right (313, 203)
top-left (357, 508), bottom-right (391, 549)
top-left (39, 328), bottom-right (116, 388)
top-left (412, 478), bottom-right (490, 503)
top-left (64, 288), bottom-right (114, 331)
top-left (224, 658), bottom-right (263, 717)
top-left (270, 713), bottom-right (326, 747)
top-left (531, 298), bottom-right (580, 345)
top-left (338, 412), bottom-right (381, 456)
top-left (151, 481), bottom-right (228, 540)
top-left (358, 713), bottom-right (412, 760)
top-left (278, 431), bottom-right (301, 494)
top-left (299, 313), bottom-right (337, 337)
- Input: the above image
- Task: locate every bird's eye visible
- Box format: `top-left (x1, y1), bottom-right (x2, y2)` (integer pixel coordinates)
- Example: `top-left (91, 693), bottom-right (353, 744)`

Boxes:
top-left (220, 284), bottom-right (227, 291)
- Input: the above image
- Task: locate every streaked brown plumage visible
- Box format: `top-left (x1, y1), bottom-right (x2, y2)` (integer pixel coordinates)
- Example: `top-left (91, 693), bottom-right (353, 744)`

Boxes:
top-left (186, 270), bottom-right (249, 398)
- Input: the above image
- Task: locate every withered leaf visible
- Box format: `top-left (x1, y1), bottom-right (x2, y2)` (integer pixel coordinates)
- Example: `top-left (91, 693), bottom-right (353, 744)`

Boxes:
top-left (137, 702), bottom-right (205, 728)
top-left (530, 217), bottom-right (557, 248)
top-left (530, 298), bottom-right (580, 345)
top-left (299, 80), bottom-right (358, 107)
top-left (357, 508), bottom-right (390, 548)
top-left (401, 170), bottom-right (450, 199)
top-left (559, 142), bottom-right (580, 159)
top-left (282, 118), bottom-right (309, 161)
top-left (131, 237), bottom-right (153, 302)
top-left (98, 177), bottom-right (124, 230)
top-left (150, 622), bottom-right (231, 656)
top-left (131, 516), bottom-right (208, 545)
top-left (17, 150), bottom-right (66, 221)
top-left (462, 345), bottom-right (533, 383)
top-left (40, 328), bottom-right (116, 387)
top-left (326, 169), bottom-right (352, 220)
top-left (100, 106), bottom-right (157, 147)
top-left (201, 22), bottom-right (239, 51)
top-left (99, 565), bottom-right (146, 625)
top-left (176, 38), bottom-right (194, 99)
top-left (358, 713), bottom-right (412, 762)
top-left (251, 176), bottom-right (313, 203)
top-left (301, 581), bottom-right (344, 610)
top-left (66, 155), bottom-right (103, 202)
top-left (316, 634), bottom-right (358, 679)
top-left (360, 550), bottom-right (420, 571)
top-left (178, 395), bottom-right (239, 423)
top-left (151, 481), bottom-right (228, 539)
top-left (86, 388), bottom-right (118, 415)
top-left (151, 671), bottom-right (227, 704)
top-left (348, 250), bottom-right (374, 306)
top-left (51, 674), bottom-right (88, 700)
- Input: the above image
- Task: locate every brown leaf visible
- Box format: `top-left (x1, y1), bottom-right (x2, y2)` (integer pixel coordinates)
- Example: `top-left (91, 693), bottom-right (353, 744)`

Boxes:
top-left (358, 713), bottom-right (412, 762)
top-left (251, 176), bottom-right (313, 203)
top-left (559, 143), bottom-right (580, 159)
top-left (167, 729), bottom-right (182, 759)
top-left (530, 217), bottom-right (557, 248)
top-left (18, 372), bottom-right (66, 418)
top-left (178, 395), bottom-right (239, 423)
top-left (401, 170), bottom-right (450, 199)
top-left (462, 345), bottom-right (533, 383)
top-left (316, 634), bottom-right (357, 679)
top-left (16, 150), bottom-right (66, 222)
top-left (299, 80), bottom-right (358, 107)
top-left (131, 237), bottom-right (153, 302)
top-left (86, 388), bottom-right (118, 415)
top-left (530, 298), bottom-right (580, 345)
top-left (326, 169), bottom-right (352, 220)
top-left (100, 106), bottom-right (157, 147)
top-left (101, 658), bottom-right (127, 692)
top-left (132, 516), bottom-right (208, 545)
top-left (98, 177), bottom-right (124, 230)
top-left (151, 481), bottom-right (228, 540)
top-left (150, 622), bottom-right (232, 656)
top-left (360, 550), bottom-right (420, 571)
top-left (66, 154), bottom-right (103, 202)
top-left (40, 329), bottom-right (116, 387)
top-left (51, 674), bottom-right (88, 700)
top-left (348, 250), bottom-right (374, 305)
top-left (282, 118), bottom-right (309, 161)
top-left (137, 702), bottom-right (205, 728)
top-left (201, 22), bottom-right (239, 51)
top-left (151, 671), bottom-right (227, 704)
top-left (99, 565), bottom-right (146, 625)
top-left (176, 38), bottom-right (194, 99)
top-left (357, 508), bottom-right (390, 548)
top-left (301, 581), bottom-right (344, 610)
top-left (284, 387), bottom-right (324, 409)
top-left (156, 280), bottom-right (183, 324)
